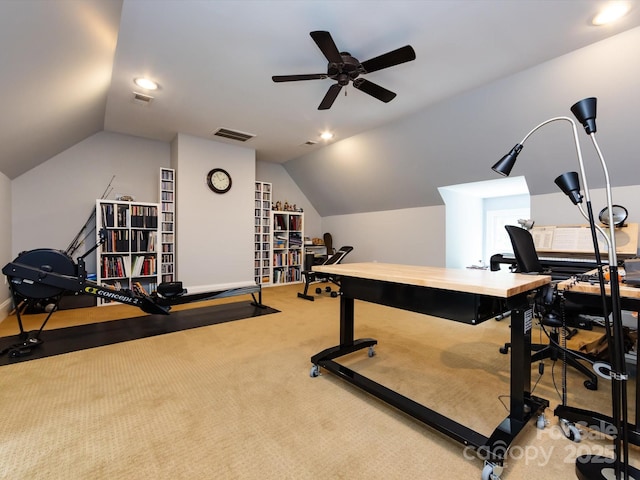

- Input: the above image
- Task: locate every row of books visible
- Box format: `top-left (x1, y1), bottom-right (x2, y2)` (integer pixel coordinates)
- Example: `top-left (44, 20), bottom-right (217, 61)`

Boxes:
top-left (100, 204), bottom-right (129, 228)
top-left (273, 250), bottom-right (302, 266)
top-left (102, 230), bottom-right (130, 252)
top-left (101, 256), bottom-right (127, 278)
top-left (272, 267), bottom-right (302, 283)
top-left (130, 205), bottom-right (158, 228)
top-left (289, 216), bottom-right (302, 231)
top-left (131, 255), bottom-right (157, 277)
top-left (100, 255), bottom-right (158, 278)
top-left (273, 214), bottom-right (303, 231)
top-left (131, 230), bottom-right (156, 252)
top-left (102, 230), bottom-right (157, 253)
top-left (273, 214), bottom-right (288, 230)
top-left (100, 203), bottom-right (158, 228)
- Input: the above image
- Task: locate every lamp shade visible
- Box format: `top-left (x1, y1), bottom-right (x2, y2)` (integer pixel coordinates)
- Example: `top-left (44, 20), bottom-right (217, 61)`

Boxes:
top-left (571, 97), bottom-right (597, 134)
top-left (492, 144), bottom-right (523, 176)
top-left (555, 171), bottom-right (583, 205)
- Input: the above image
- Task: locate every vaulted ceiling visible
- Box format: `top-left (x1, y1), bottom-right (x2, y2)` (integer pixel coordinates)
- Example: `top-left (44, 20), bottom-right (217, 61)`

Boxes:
top-left (2, 0), bottom-right (640, 206)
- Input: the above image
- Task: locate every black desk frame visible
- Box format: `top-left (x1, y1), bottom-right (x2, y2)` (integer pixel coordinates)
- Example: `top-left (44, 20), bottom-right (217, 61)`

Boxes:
top-left (311, 276), bottom-right (549, 469)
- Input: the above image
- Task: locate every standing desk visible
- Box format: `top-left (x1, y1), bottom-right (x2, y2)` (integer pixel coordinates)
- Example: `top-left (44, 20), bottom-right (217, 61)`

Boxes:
top-left (310, 263), bottom-right (550, 475)
top-left (557, 273), bottom-right (640, 446)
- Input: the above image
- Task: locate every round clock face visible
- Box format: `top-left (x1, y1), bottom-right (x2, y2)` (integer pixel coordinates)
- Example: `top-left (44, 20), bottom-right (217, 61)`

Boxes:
top-left (207, 168), bottom-right (232, 194)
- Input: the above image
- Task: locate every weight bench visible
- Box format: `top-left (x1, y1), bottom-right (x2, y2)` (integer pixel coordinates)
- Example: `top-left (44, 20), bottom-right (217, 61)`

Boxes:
top-left (297, 246), bottom-right (353, 301)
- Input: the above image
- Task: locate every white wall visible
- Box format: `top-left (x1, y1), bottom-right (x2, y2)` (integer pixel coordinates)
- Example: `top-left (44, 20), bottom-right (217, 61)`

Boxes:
top-left (438, 190), bottom-right (484, 269)
top-left (0, 171), bottom-right (11, 319)
top-left (172, 134), bottom-right (255, 292)
top-left (322, 205), bottom-right (446, 266)
top-left (11, 131), bottom-right (170, 265)
top-left (255, 161), bottom-right (321, 239)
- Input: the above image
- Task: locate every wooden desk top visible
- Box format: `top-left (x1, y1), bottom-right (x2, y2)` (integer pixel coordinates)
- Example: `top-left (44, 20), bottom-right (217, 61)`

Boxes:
top-left (313, 262), bottom-right (550, 298)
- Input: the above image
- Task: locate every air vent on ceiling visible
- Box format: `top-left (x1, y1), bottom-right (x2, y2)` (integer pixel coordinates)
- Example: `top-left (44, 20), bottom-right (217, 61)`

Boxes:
top-left (132, 92), bottom-right (154, 104)
top-left (213, 128), bottom-right (256, 142)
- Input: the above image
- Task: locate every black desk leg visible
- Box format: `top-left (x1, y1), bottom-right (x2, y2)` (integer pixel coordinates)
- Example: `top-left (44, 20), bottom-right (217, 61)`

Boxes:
top-left (310, 296), bottom-right (377, 366)
top-left (510, 306), bottom-right (533, 421)
top-left (340, 296), bottom-right (355, 346)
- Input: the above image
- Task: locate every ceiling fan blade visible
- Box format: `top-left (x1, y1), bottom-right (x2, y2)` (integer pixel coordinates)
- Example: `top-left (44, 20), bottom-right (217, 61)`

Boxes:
top-left (272, 74), bottom-right (327, 82)
top-left (360, 45), bottom-right (416, 73)
top-left (318, 83), bottom-right (342, 110)
top-left (352, 78), bottom-right (396, 103)
top-left (310, 31), bottom-right (343, 64)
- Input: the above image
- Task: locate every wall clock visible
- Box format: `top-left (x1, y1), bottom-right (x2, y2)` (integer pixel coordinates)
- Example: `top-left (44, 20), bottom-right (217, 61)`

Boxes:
top-left (206, 168), bottom-right (232, 194)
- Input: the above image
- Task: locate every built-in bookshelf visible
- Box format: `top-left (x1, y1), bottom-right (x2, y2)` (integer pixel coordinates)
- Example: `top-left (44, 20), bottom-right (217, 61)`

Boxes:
top-left (271, 210), bottom-right (303, 285)
top-left (159, 168), bottom-right (175, 283)
top-left (254, 181), bottom-right (272, 285)
top-left (96, 200), bottom-right (160, 306)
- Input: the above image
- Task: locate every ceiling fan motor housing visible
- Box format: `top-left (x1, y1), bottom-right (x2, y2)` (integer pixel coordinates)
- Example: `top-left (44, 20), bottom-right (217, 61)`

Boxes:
top-left (328, 53), bottom-right (362, 84)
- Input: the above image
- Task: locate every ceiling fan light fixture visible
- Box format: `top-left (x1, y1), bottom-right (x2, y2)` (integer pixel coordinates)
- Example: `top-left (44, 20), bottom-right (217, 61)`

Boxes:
top-left (134, 77), bottom-right (159, 90)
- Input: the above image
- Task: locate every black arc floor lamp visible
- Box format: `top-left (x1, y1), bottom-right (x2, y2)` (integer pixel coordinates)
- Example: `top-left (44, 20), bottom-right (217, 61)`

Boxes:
top-left (492, 97), bottom-right (638, 480)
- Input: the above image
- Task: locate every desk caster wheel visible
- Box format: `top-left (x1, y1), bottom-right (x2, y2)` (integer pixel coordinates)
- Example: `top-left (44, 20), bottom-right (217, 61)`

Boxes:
top-left (325, 286), bottom-right (332, 293)
top-left (536, 413), bottom-right (548, 429)
top-left (310, 365), bottom-right (320, 378)
top-left (481, 462), bottom-right (503, 480)
top-left (559, 418), bottom-right (581, 442)
top-left (368, 346), bottom-right (376, 358)
top-left (499, 346), bottom-right (509, 355)
top-left (315, 287), bottom-right (322, 294)
top-left (330, 291), bottom-right (338, 298)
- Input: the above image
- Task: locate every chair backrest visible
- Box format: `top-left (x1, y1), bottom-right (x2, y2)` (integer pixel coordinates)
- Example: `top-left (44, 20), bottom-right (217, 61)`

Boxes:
top-left (505, 225), bottom-right (545, 273)
top-left (323, 233), bottom-right (335, 255)
top-left (323, 245), bottom-right (353, 266)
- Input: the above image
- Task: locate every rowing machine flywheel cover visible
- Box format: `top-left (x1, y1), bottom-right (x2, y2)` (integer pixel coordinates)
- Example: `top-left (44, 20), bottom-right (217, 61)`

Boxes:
top-left (8, 249), bottom-right (76, 299)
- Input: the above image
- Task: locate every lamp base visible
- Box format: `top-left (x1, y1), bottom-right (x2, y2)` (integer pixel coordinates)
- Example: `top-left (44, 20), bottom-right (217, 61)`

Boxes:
top-left (576, 455), bottom-right (640, 480)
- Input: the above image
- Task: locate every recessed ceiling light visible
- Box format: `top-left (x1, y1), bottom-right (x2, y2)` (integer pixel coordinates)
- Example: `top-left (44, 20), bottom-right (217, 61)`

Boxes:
top-left (133, 77), bottom-right (159, 90)
top-left (320, 131), bottom-right (333, 140)
top-left (592, 2), bottom-right (630, 25)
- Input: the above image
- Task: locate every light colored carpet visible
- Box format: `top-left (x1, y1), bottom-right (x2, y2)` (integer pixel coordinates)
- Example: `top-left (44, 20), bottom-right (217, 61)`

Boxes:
top-left (0, 284), bottom-right (637, 479)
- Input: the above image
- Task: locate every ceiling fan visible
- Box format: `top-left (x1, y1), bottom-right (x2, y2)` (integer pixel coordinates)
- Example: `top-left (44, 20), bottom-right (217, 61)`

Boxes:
top-left (272, 31), bottom-right (416, 110)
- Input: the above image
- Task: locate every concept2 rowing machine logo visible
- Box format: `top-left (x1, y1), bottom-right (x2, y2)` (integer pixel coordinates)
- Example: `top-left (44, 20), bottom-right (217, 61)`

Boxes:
top-left (84, 286), bottom-right (139, 305)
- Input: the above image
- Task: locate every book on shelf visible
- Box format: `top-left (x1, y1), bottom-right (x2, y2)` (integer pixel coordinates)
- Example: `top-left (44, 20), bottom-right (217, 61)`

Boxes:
top-left (101, 256), bottom-right (126, 278)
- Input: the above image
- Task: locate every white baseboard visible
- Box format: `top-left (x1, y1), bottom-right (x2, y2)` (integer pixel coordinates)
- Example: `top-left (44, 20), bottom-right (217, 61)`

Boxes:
top-left (0, 297), bottom-right (13, 325)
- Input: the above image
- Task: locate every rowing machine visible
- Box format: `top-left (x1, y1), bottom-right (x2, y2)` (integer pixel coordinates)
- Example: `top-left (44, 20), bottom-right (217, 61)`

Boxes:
top-left (1, 230), bottom-right (264, 357)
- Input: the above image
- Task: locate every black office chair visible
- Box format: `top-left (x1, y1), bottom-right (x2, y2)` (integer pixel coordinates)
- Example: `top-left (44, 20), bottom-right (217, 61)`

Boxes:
top-left (500, 225), bottom-right (598, 390)
top-left (297, 246), bottom-right (353, 301)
